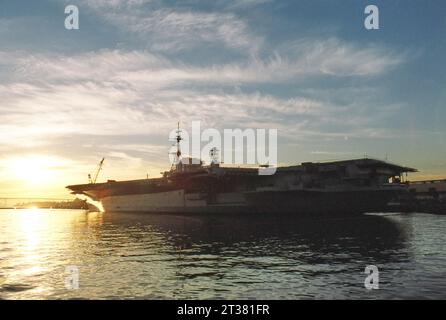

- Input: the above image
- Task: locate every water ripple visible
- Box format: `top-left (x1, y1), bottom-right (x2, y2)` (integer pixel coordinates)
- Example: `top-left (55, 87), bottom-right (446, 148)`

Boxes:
top-left (0, 209), bottom-right (445, 299)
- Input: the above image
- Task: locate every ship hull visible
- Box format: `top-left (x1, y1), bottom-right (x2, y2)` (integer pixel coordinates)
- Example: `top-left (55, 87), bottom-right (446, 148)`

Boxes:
top-left (100, 189), bottom-right (250, 214)
top-left (243, 189), bottom-right (398, 215)
top-left (97, 188), bottom-right (397, 215)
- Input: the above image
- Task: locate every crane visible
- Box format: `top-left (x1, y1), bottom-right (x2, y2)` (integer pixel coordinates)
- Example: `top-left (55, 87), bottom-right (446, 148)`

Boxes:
top-left (88, 158), bottom-right (105, 184)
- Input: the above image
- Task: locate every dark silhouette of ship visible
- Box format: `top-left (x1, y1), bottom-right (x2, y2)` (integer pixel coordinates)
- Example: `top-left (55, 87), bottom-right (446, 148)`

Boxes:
top-left (67, 128), bottom-right (416, 215)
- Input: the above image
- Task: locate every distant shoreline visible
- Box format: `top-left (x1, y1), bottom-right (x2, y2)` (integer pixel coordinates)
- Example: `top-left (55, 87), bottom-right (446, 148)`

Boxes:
top-left (0, 198), bottom-right (89, 210)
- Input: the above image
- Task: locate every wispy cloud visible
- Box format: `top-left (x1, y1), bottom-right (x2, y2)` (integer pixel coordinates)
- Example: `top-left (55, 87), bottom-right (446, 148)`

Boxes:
top-left (0, 38), bottom-right (408, 151)
top-left (5, 37), bottom-right (407, 87)
top-left (279, 38), bottom-right (408, 77)
top-left (80, 0), bottom-right (263, 54)
top-left (222, 0), bottom-right (273, 10)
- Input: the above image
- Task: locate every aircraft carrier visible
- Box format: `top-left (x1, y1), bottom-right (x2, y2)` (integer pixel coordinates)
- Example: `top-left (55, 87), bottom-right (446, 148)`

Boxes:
top-left (66, 130), bottom-right (417, 215)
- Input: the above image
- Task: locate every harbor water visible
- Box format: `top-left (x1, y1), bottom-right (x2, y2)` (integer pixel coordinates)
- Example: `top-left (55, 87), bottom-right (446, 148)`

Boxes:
top-left (0, 209), bottom-right (445, 299)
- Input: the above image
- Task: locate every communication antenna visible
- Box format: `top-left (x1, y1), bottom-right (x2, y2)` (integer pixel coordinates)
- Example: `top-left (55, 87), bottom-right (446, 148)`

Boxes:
top-left (210, 147), bottom-right (219, 164)
top-left (169, 122), bottom-right (183, 170)
top-left (176, 121), bottom-right (182, 161)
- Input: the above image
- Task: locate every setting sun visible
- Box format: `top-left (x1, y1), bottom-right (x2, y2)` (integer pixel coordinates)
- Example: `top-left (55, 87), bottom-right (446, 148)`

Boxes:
top-left (6, 155), bottom-right (62, 186)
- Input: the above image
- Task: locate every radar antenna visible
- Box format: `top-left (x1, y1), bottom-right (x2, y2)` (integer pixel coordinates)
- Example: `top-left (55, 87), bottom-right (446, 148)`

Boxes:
top-left (169, 122), bottom-right (183, 170)
top-left (210, 147), bottom-right (219, 165)
top-left (176, 121), bottom-right (182, 161)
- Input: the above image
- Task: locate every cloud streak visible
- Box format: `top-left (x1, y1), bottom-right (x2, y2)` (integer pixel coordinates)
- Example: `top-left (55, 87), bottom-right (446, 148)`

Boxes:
top-left (4, 37), bottom-right (406, 86)
top-left (80, 0), bottom-right (263, 54)
top-left (0, 37), bottom-right (408, 151)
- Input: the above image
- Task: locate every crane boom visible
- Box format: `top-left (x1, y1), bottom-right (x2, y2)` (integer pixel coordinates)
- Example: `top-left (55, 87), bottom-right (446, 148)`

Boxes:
top-left (90, 158), bottom-right (105, 184)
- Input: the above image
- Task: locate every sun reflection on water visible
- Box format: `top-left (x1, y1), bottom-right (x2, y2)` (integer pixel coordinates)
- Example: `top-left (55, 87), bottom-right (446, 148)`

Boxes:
top-left (20, 208), bottom-right (43, 246)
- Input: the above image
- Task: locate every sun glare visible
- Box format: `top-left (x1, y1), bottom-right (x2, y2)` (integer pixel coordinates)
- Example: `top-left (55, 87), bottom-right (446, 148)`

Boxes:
top-left (7, 155), bottom-right (62, 186)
